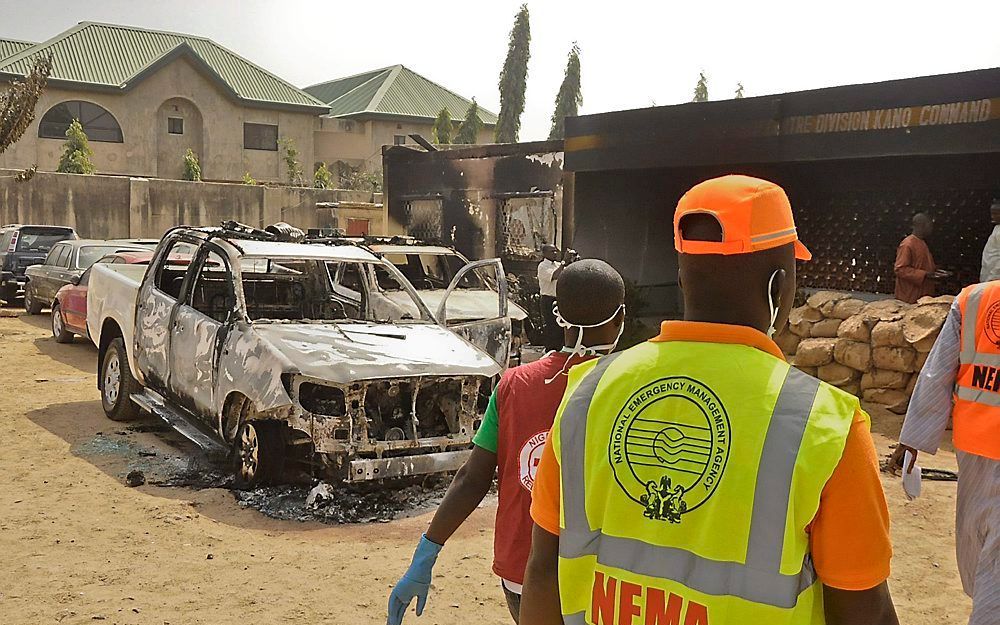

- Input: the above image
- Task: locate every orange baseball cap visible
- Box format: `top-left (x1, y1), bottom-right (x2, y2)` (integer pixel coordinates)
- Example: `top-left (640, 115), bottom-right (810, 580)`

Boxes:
top-left (673, 174), bottom-right (812, 261)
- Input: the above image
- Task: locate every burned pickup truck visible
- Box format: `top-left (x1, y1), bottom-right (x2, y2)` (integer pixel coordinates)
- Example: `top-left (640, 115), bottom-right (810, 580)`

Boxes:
top-left (87, 224), bottom-right (507, 487)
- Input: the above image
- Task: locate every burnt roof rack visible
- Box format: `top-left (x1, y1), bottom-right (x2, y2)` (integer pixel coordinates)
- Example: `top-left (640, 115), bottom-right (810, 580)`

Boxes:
top-left (211, 221), bottom-right (307, 244)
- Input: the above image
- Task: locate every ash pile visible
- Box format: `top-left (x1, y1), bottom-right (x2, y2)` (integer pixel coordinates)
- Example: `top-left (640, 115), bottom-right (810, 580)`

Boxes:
top-left (233, 475), bottom-right (458, 524)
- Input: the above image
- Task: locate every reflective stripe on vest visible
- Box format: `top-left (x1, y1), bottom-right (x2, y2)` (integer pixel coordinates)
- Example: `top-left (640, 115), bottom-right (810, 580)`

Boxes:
top-left (559, 355), bottom-right (820, 617)
top-left (954, 282), bottom-right (1000, 459)
top-left (960, 282), bottom-right (994, 365)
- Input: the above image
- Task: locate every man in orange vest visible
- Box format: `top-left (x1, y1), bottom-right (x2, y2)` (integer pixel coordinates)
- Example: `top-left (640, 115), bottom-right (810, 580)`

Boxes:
top-left (893, 281), bottom-right (1000, 624)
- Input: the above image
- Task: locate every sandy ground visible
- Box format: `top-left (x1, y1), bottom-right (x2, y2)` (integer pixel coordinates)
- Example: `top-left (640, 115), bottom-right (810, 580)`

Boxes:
top-left (0, 312), bottom-right (972, 624)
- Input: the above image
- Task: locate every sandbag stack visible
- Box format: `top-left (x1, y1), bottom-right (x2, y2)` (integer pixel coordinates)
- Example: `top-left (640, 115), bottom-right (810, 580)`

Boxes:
top-left (776, 292), bottom-right (954, 414)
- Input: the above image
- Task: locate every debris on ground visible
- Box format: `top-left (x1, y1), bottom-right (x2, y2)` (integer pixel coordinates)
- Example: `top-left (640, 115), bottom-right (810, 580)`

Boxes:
top-left (125, 470), bottom-right (145, 487)
top-left (305, 482), bottom-right (337, 508)
top-left (233, 476), bottom-right (474, 524)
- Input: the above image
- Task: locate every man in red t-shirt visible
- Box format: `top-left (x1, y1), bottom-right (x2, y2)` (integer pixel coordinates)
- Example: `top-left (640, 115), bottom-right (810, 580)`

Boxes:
top-left (387, 259), bottom-right (626, 624)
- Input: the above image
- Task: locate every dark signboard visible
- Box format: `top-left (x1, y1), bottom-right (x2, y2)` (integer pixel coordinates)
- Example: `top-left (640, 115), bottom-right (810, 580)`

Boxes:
top-left (565, 68), bottom-right (1000, 172)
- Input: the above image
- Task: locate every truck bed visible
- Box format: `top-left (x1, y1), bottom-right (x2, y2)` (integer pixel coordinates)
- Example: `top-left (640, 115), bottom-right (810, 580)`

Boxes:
top-left (87, 263), bottom-right (146, 379)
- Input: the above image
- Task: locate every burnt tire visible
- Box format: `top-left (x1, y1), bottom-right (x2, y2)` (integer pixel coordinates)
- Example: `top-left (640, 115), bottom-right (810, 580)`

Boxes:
top-left (101, 337), bottom-right (140, 422)
top-left (233, 421), bottom-right (286, 489)
top-left (51, 303), bottom-right (73, 343)
top-left (23, 286), bottom-right (42, 315)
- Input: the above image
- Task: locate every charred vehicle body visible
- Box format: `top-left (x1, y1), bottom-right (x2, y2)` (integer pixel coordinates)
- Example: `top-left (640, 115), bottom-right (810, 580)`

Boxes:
top-left (87, 225), bottom-right (506, 487)
top-left (307, 233), bottom-right (526, 366)
top-left (366, 238), bottom-right (528, 365)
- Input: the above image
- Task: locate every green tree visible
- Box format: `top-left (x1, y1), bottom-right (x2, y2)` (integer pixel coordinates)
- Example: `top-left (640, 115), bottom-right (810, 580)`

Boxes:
top-left (495, 3), bottom-right (530, 143)
top-left (278, 137), bottom-right (304, 186)
top-left (341, 167), bottom-right (382, 194)
top-left (314, 162), bottom-right (333, 189)
top-left (454, 99), bottom-right (484, 144)
top-left (182, 148), bottom-right (201, 181)
top-left (1, 55), bottom-right (52, 155)
top-left (693, 71), bottom-right (709, 102)
top-left (56, 119), bottom-right (95, 174)
top-left (735, 82), bottom-right (745, 99)
top-left (242, 171), bottom-right (257, 185)
top-left (432, 108), bottom-right (453, 144)
top-left (548, 43), bottom-right (582, 140)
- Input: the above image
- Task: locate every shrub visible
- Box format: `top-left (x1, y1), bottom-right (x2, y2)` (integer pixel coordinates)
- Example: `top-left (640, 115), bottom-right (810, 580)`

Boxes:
top-left (314, 162), bottom-right (333, 189)
top-left (182, 149), bottom-right (201, 181)
top-left (56, 119), bottom-right (95, 174)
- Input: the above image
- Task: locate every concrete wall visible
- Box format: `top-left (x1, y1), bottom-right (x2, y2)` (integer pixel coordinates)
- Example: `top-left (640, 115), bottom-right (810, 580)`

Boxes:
top-left (0, 55), bottom-right (319, 184)
top-left (0, 170), bottom-right (132, 238)
top-left (0, 169), bottom-right (385, 240)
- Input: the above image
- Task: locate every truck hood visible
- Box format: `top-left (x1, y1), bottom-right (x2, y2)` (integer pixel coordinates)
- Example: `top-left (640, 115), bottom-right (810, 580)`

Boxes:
top-left (384, 290), bottom-right (529, 322)
top-left (252, 322), bottom-right (502, 383)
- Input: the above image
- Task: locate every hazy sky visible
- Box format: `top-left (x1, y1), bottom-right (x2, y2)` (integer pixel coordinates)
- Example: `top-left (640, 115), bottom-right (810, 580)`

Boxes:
top-left (4, 0), bottom-right (999, 140)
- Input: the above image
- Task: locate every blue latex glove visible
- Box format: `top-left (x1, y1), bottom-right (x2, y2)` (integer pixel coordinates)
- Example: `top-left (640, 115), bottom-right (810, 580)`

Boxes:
top-left (387, 534), bottom-right (443, 625)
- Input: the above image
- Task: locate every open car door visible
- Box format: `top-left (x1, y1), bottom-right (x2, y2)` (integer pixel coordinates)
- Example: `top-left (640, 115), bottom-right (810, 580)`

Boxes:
top-left (437, 258), bottom-right (511, 367)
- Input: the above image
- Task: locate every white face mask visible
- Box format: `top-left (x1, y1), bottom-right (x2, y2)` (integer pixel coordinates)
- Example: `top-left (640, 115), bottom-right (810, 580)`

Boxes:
top-left (545, 302), bottom-right (626, 384)
top-left (766, 269), bottom-right (781, 339)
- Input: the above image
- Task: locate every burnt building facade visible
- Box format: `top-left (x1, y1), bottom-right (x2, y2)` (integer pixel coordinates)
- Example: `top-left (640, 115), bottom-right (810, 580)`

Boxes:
top-left (566, 68), bottom-right (1000, 316)
top-left (382, 140), bottom-right (566, 281)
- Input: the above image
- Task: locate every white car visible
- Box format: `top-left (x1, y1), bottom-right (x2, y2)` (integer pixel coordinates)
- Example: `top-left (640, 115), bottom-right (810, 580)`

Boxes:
top-left (366, 240), bottom-right (529, 365)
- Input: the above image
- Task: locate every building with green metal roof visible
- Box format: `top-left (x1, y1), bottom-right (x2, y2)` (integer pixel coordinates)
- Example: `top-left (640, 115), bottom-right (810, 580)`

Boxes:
top-left (1, 23), bottom-right (495, 182)
top-left (308, 64), bottom-right (496, 172)
top-left (0, 38), bottom-right (35, 61)
top-left (305, 65), bottom-right (497, 125)
top-left (0, 22), bottom-right (326, 182)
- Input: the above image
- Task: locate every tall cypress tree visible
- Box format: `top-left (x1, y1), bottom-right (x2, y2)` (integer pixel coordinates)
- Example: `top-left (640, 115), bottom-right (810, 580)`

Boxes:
top-left (495, 4), bottom-right (530, 143)
top-left (693, 71), bottom-right (709, 102)
top-left (455, 99), bottom-right (483, 144)
top-left (548, 43), bottom-right (582, 140)
top-left (432, 108), bottom-right (453, 144)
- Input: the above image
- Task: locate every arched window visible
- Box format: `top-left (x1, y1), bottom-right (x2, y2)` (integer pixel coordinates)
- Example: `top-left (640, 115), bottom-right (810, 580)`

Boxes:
top-left (38, 101), bottom-right (123, 143)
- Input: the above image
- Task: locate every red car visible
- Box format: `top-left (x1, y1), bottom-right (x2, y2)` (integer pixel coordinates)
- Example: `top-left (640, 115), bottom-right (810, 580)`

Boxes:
top-left (51, 250), bottom-right (153, 343)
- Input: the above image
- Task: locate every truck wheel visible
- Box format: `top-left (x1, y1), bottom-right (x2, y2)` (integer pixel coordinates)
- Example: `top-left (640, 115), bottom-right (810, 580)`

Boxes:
top-left (101, 337), bottom-right (140, 421)
top-left (233, 421), bottom-right (286, 489)
top-left (23, 286), bottom-right (42, 315)
top-left (51, 303), bottom-right (74, 343)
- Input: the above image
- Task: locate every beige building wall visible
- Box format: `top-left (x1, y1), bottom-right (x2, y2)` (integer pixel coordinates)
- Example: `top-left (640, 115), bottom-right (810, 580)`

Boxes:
top-left (313, 117), bottom-right (494, 173)
top-left (0, 55), bottom-right (318, 183)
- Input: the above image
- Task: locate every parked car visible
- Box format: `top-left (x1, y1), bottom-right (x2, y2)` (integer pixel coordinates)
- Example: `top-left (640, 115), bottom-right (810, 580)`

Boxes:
top-left (24, 240), bottom-right (149, 314)
top-left (87, 224), bottom-right (507, 487)
top-left (307, 235), bottom-right (528, 365)
top-left (0, 224), bottom-right (77, 305)
top-left (51, 250), bottom-right (154, 343)
top-left (366, 239), bottom-right (529, 365)
top-left (108, 238), bottom-right (160, 249)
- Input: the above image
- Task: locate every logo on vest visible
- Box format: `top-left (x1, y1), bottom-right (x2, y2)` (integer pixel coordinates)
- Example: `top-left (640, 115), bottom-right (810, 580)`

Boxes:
top-left (519, 430), bottom-right (548, 492)
top-left (984, 301), bottom-right (1000, 347)
top-left (609, 377), bottom-right (731, 523)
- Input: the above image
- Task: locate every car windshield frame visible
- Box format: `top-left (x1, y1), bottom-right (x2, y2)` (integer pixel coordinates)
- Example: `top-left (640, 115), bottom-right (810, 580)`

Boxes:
top-left (237, 255), bottom-right (436, 325)
top-left (15, 229), bottom-right (74, 253)
top-left (383, 250), bottom-right (496, 291)
top-left (77, 245), bottom-right (141, 270)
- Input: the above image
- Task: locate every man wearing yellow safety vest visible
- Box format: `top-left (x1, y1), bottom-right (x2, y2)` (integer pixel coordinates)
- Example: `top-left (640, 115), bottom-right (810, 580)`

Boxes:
top-left (520, 175), bottom-right (899, 625)
top-left (892, 278), bottom-right (1000, 625)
